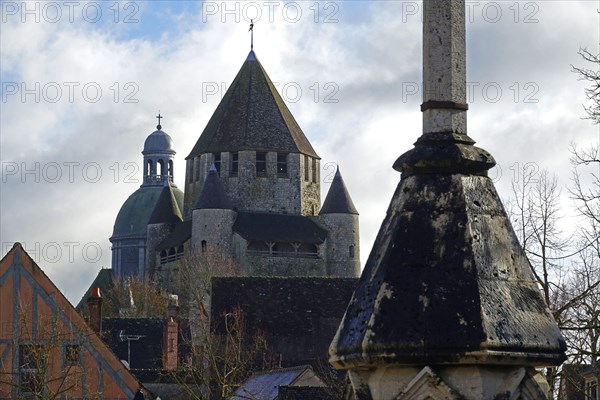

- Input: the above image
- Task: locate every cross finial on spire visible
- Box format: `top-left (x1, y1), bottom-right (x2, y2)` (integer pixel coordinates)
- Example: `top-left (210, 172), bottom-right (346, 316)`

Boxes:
top-left (156, 111), bottom-right (163, 130)
top-left (249, 19), bottom-right (254, 50)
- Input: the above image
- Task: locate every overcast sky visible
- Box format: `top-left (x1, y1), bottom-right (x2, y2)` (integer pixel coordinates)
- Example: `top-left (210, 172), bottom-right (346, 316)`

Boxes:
top-left (1, 0), bottom-right (599, 305)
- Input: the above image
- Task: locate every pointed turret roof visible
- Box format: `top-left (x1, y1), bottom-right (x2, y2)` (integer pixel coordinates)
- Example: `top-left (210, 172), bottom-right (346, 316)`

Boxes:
top-left (148, 182), bottom-right (184, 225)
top-left (319, 167), bottom-right (358, 215)
top-left (187, 51), bottom-right (319, 159)
top-left (193, 165), bottom-right (232, 210)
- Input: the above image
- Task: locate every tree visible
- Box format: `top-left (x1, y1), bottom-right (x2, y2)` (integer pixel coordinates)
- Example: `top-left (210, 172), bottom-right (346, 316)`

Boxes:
top-left (154, 247), bottom-right (272, 399)
top-left (507, 154), bottom-right (600, 397)
top-left (168, 306), bottom-right (269, 400)
top-left (508, 165), bottom-right (570, 396)
top-left (509, 166), bottom-right (569, 303)
top-left (571, 47), bottom-right (600, 124)
top-left (101, 275), bottom-right (170, 318)
top-left (158, 245), bottom-right (240, 316)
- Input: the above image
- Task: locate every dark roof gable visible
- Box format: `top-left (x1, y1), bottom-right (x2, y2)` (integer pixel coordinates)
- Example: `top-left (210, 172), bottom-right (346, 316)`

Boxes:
top-left (156, 219), bottom-right (192, 251)
top-left (319, 168), bottom-right (358, 215)
top-left (211, 277), bottom-right (358, 367)
top-left (187, 51), bottom-right (319, 159)
top-left (148, 183), bottom-right (184, 225)
top-left (233, 212), bottom-right (327, 243)
top-left (193, 166), bottom-right (232, 210)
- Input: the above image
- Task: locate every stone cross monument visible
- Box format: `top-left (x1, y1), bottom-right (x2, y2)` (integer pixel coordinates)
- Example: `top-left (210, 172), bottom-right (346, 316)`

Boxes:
top-left (328, 1), bottom-right (566, 399)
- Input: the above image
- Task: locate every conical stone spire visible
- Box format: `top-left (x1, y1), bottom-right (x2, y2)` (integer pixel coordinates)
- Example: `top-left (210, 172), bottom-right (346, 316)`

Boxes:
top-left (193, 165), bottom-right (232, 210)
top-left (329, 1), bottom-right (565, 398)
top-left (319, 167), bottom-right (358, 215)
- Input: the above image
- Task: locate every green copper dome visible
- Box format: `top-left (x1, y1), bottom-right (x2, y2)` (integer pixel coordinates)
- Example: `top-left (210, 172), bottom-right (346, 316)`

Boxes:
top-left (111, 185), bottom-right (184, 239)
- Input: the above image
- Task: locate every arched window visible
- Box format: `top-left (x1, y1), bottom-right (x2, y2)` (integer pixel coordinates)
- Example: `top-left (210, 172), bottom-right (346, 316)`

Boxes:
top-left (160, 250), bottom-right (167, 264)
top-left (157, 159), bottom-right (164, 176)
top-left (146, 160), bottom-right (153, 176)
top-left (168, 160), bottom-right (174, 177)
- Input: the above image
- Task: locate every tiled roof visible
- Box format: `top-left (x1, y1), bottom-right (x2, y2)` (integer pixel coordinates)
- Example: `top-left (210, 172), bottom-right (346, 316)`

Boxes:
top-left (75, 268), bottom-right (115, 311)
top-left (233, 212), bottom-right (327, 244)
top-left (156, 220), bottom-right (192, 251)
top-left (187, 51), bottom-right (319, 159)
top-left (112, 185), bottom-right (184, 239)
top-left (102, 317), bottom-right (191, 372)
top-left (193, 166), bottom-right (232, 210)
top-left (211, 277), bottom-right (358, 367)
top-left (233, 365), bottom-right (320, 400)
top-left (148, 183), bottom-right (184, 225)
top-left (319, 168), bottom-right (358, 215)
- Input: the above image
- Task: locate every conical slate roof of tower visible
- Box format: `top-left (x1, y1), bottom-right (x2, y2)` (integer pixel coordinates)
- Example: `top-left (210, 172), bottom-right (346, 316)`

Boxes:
top-left (148, 182), bottom-right (184, 225)
top-left (187, 50), bottom-right (319, 159)
top-left (193, 165), bottom-right (232, 210)
top-left (319, 167), bottom-right (358, 215)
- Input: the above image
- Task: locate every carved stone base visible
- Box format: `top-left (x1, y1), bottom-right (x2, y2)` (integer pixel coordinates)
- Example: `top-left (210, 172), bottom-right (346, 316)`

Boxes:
top-left (347, 366), bottom-right (550, 400)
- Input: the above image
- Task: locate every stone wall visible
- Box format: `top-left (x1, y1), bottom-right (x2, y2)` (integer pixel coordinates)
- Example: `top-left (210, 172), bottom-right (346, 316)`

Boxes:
top-left (191, 208), bottom-right (236, 255)
top-left (146, 223), bottom-right (174, 279)
top-left (315, 214), bottom-right (360, 278)
top-left (184, 151), bottom-right (320, 217)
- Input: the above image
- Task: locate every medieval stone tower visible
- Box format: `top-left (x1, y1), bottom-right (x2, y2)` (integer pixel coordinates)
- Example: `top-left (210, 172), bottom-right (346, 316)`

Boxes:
top-left (111, 50), bottom-right (360, 280)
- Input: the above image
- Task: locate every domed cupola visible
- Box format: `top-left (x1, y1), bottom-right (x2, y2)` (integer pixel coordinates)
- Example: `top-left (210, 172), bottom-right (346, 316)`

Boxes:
top-left (143, 113), bottom-right (176, 186)
top-left (110, 115), bottom-right (184, 278)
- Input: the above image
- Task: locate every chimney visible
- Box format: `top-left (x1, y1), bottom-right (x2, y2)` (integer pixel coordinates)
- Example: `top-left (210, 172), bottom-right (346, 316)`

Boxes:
top-left (87, 287), bottom-right (103, 334)
top-left (163, 294), bottom-right (179, 371)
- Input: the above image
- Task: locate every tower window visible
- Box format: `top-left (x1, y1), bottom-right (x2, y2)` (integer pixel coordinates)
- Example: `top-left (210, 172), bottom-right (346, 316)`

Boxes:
top-left (277, 153), bottom-right (288, 177)
top-left (201, 240), bottom-right (207, 253)
top-left (213, 153), bottom-right (221, 173)
top-left (230, 152), bottom-right (239, 177)
top-left (312, 158), bottom-right (317, 183)
top-left (168, 160), bottom-right (173, 177)
top-left (195, 157), bottom-right (201, 182)
top-left (187, 160), bottom-right (194, 184)
top-left (349, 245), bottom-right (355, 259)
top-left (256, 152), bottom-right (267, 176)
top-left (146, 160), bottom-right (153, 176)
top-left (158, 159), bottom-right (164, 176)
top-left (304, 155), bottom-right (309, 181)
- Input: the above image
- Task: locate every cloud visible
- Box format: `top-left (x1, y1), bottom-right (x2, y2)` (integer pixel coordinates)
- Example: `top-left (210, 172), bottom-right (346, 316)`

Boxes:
top-left (1, 0), bottom-right (598, 304)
